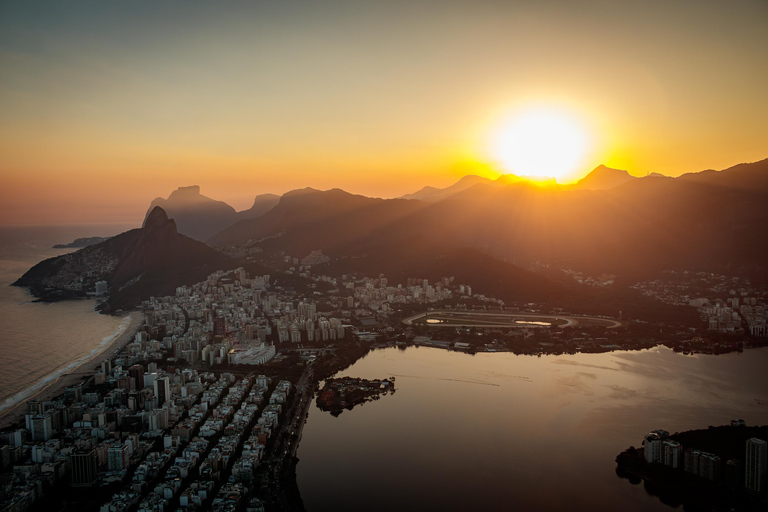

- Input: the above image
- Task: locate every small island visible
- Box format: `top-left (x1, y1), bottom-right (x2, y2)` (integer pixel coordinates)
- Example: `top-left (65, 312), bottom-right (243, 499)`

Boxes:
top-left (316, 377), bottom-right (396, 416)
top-left (615, 422), bottom-right (768, 511)
top-left (53, 236), bottom-right (111, 249)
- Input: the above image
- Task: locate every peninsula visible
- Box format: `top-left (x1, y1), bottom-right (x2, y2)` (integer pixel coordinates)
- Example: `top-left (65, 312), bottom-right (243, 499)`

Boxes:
top-left (53, 237), bottom-right (111, 249)
top-left (616, 423), bottom-right (768, 511)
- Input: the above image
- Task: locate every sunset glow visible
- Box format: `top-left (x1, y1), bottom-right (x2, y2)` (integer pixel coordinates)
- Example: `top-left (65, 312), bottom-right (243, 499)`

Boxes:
top-left (0, 0), bottom-right (767, 225)
top-left (491, 107), bottom-right (590, 181)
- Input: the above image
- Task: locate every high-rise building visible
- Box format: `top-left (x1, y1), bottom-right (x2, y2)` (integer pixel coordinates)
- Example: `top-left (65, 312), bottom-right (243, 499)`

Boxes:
top-left (214, 316), bottom-right (227, 336)
top-left (129, 364), bottom-right (145, 392)
top-left (25, 411), bottom-right (54, 441)
top-left (154, 377), bottom-right (171, 406)
top-left (107, 443), bottom-right (130, 471)
top-left (64, 383), bottom-right (83, 404)
top-left (699, 453), bottom-right (721, 481)
top-left (662, 440), bottom-right (683, 469)
top-left (148, 408), bottom-right (169, 431)
top-left (643, 430), bottom-right (668, 464)
top-left (745, 437), bottom-right (767, 494)
top-left (684, 448), bottom-right (701, 475)
top-left (70, 448), bottom-right (98, 487)
top-left (726, 459), bottom-right (743, 490)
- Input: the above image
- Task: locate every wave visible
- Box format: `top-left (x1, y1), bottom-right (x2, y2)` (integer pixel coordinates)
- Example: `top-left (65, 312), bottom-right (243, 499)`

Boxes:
top-left (0, 314), bottom-right (132, 414)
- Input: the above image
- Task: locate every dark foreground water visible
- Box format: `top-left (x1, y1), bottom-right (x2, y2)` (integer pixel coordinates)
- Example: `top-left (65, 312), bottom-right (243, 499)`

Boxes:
top-left (297, 346), bottom-right (768, 512)
top-left (0, 225), bottom-right (134, 412)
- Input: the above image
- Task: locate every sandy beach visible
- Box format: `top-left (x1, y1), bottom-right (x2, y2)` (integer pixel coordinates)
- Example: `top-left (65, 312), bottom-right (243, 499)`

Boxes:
top-left (0, 310), bottom-right (144, 430)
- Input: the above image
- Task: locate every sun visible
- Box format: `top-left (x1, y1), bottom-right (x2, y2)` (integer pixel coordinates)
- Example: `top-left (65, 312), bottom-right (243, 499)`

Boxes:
top-left (491, 106), bottom-right (590, 182)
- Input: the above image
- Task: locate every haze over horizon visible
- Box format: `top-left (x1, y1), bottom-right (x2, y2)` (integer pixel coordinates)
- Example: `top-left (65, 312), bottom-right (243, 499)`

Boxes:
top-left (1, 0), bottom-right (767, 225)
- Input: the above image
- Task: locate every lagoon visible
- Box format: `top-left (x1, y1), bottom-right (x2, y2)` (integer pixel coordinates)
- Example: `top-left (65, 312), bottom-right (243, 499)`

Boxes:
top-left (297, 345), bottom-right (768, 511)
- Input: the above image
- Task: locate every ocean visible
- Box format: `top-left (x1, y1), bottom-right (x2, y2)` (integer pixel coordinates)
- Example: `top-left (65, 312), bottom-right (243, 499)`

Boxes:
top-left (0, 225), bottom-right (136, 414)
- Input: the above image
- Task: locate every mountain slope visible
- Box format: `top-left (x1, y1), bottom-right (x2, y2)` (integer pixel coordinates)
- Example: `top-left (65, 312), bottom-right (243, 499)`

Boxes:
top-left (572, 165), bottom-right (636, 190)
top-left (145, 186), bottom-right (238, 241)
top-left (207, 158), bottom-right (768, 285)
top-left (234, 193), bottom-right (281, 221)
top-left (16, 207), bottom-right (237, 310)
top-left (209, 188), bottom-right (428, 252)
top-left (400, 175), bottom-right (493, 202)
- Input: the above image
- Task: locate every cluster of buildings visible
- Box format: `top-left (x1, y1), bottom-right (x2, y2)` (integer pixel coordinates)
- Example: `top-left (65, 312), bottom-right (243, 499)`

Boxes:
top-left (0, 309), bottom-right (295, 512)
top-left (10, 249), bottom-right (718, 512)
top-left (631, 271), bottom-right (767, 336)
top-left (35, 247), bottom-right (119, 294)
top-left (146, 267), bottom-right (356, 360)
top-left (96, 375), bottom-right (288, 512)
top-left (101, 376), bottom-right (291, 512)
top-left (642, 422), bottom-right (767, 495)
top-left (529, 261), bottom-right (616, 287)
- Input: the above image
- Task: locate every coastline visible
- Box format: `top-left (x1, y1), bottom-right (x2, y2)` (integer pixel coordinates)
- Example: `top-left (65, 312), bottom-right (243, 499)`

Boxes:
top-left (0, 310), bottom-right (144, 429)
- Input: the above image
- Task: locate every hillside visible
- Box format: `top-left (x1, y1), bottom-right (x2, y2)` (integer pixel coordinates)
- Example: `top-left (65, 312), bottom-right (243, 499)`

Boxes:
top-left (15, 207), bottom-right (237, 311)
top-left (400, 175), bottom-right (493, 202)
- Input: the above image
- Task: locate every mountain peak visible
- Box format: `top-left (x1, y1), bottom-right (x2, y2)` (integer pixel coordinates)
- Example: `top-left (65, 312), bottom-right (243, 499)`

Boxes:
top-left (146, 186), bottom-right (237, 241)
top-left (168, 185), bottom-right (201, 199)
top-left (574, 165), bottom-right (635, 190)
top-left (400, 174), bottom-right (493, 202)
top-left (143, 206), bottom-right (175, 232)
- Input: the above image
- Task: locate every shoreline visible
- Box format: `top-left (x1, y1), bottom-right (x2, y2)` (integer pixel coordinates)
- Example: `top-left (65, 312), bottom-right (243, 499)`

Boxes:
top-left (0, 310), bottom-right (144, 430)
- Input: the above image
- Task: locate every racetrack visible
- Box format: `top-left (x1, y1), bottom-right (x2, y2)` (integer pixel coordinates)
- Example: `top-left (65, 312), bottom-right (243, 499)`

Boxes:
top-left (402, 310), bottom-right (622, 329)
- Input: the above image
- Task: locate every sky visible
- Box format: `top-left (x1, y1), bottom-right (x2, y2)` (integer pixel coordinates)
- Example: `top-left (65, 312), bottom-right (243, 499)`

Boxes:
top-left (1, 0), bottom-right (767, 225)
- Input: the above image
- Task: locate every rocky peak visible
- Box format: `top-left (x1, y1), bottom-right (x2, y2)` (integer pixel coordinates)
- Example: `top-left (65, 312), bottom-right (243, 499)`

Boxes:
top-left (142, 206), bottom-right (176, 232)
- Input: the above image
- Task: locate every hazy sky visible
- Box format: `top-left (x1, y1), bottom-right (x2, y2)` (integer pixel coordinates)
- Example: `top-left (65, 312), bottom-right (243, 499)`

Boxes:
top-left (1, 0), bottom-right (767, 225)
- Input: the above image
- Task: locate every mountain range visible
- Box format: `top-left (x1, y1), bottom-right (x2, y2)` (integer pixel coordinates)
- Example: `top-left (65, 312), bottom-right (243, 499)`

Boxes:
top-left (203, 158), bottom-right (768, 284)
top-left (14, 158), bottom-right (768, 311)
top-left (145, 185), bottom-right (280, 241)
top-left (150, 164), bottom-right (648, 243)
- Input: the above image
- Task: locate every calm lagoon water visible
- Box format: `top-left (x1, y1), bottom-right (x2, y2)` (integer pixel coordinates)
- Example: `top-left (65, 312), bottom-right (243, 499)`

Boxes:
top-left (297, 345), bottom-right (768, 511)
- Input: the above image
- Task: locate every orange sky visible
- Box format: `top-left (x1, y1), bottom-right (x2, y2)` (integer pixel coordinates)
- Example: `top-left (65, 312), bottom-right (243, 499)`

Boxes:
top-left (1, 0), bottom-right (767, 226)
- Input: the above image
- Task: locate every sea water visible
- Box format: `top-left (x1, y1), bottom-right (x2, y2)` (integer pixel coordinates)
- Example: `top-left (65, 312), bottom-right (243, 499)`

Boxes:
top-left (0, 225), bottom-right (134, 412)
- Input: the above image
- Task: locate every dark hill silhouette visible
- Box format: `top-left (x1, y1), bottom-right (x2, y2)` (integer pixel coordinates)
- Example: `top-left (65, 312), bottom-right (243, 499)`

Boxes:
top-left (210, 187), bottom-right (563, 299)
top-left (572, 165), bottom-right (636, 190)
top-left (209, 188), bottom-right (428, 253)
top-left (400, 175), bottom-right (493, 202)
top-left (676, 157), bottom-right (768, 191)
top-left (16, 206), bottom-right (237, 311)
top-left (207, 158), bottom-right (768, 285)
top-left (234, 193), bottom-right (280, 221)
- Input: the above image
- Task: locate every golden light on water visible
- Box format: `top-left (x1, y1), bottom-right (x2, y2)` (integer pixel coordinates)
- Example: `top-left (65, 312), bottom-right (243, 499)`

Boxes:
top-left (490, 106), bottom-right (591, 182)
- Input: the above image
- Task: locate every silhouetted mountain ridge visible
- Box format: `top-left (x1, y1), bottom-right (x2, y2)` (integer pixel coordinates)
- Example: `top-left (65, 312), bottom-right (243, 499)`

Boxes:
top-left (206, 158), bottom-right (768, 285)
top-left (400, 175), bottom-right (493, 202)
top-left (573, 165), bottom-right (636, 190)
top-left (146, 186), bottom-right (280, 241)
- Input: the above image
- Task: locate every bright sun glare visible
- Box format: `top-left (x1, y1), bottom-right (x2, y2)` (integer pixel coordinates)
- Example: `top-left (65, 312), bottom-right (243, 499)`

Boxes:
top-left (492, 107), bottom-right (590, 181)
